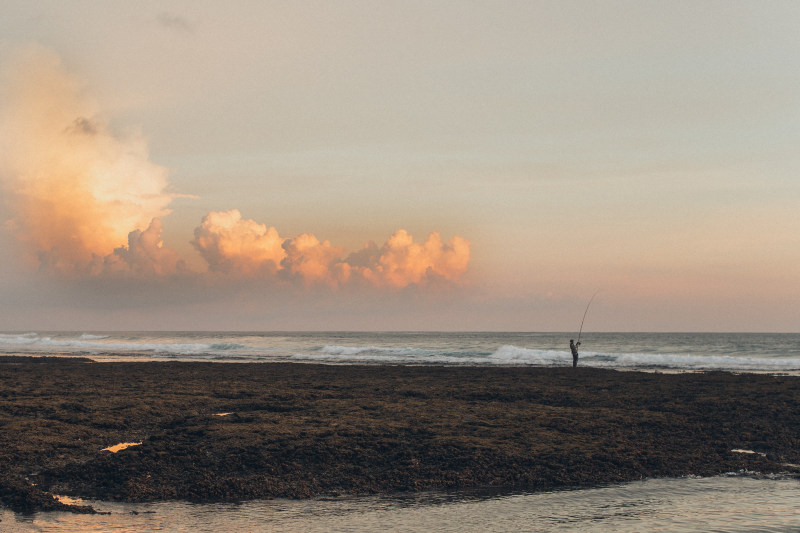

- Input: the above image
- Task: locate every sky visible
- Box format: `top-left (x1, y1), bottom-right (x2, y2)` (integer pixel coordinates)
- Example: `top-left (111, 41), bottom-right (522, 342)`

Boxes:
top-left (1, 1), bottom-right (799, 332)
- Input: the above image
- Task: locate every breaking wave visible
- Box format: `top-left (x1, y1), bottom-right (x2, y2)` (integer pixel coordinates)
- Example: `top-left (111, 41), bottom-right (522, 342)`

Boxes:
top-left (485, 345), bottom-right (800, 371)
top-left (299, 343), bottom-right (800, 371)
top-left (1, 332), bottom-right (798, 372)
top-left (0, 333), bottom-right (246, 358)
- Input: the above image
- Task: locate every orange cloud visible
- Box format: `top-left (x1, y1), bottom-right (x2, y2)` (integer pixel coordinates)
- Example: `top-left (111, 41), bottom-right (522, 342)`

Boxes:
top-left (355, 230), bottom-right (471, 288)
top-left (281, 233), bottom-right (346, 286)
top-left (91, 218), bottom-right (185, 278)
top-left (189, 211), bottom-right (469, 288)
top-left (192, 210), bottom-right (286, 276)
top-left (0, 47), bottom-right (470, 289)
top-left (0, 46), bottom-right (174, 270)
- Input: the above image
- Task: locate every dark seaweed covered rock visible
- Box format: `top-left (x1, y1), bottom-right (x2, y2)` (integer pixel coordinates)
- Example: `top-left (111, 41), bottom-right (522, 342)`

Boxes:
top-left (0, 473), bottom-right (94, 515)
top-left (1, 357), bottom-right (798, 513)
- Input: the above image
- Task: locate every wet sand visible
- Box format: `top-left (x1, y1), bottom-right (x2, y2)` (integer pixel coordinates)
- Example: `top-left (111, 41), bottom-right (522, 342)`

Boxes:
top-left (1, 357), bottom-right (798, 514)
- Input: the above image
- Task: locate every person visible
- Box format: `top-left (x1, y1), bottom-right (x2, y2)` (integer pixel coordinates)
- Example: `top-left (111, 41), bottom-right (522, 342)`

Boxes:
top-left (570, 339), bottom-right (581, 368)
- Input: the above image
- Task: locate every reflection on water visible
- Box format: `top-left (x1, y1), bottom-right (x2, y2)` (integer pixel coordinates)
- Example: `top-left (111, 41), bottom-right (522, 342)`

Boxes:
top-left (2, 474), bottom-right (799, 532)
top-left (100, 442), bottom-right (142, 453)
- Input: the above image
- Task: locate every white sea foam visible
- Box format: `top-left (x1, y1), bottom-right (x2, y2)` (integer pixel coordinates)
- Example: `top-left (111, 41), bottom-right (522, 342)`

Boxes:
top-left (585, 350), bottom-right (800, 371)
top-left (483, 345), bottom-right (800, 371)
top-left (321, 345), bottom-right (432, 357)
top-left (291, 344), bottom-right (472, 365)
top-left (487, 345), bottom-right (565, 365)
top-left (303, 346), bottom-right (421, 363)
top-left (0, 332), bottom-right (246, 357)
top-left (209, 342), bottom-right (246, 351)
top-left (0, 332), bottom-right (40, 345)
top-left (293, 353), bottom-right (403, 363)
top-left (1, 332), bottom-right (798, 372)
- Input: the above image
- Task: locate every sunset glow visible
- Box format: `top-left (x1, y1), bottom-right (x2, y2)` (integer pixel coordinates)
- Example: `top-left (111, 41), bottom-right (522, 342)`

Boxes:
top-left (1, 2), bottom-right (798, 331)
top-left (0, 48), bottom-right (469, 289)
top-left (0, 47), bottom-right (173, 270)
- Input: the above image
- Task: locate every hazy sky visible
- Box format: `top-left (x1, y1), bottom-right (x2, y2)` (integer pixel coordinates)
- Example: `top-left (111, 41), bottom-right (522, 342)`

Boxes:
top-left (1, 1), bottom-right (798, 332)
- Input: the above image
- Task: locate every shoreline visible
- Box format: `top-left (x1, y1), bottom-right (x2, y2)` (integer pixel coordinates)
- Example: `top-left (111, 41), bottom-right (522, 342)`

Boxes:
top-left (1, 356), bottom-right (799, 514)
top-left (4, 352), bottom-right (799, 377)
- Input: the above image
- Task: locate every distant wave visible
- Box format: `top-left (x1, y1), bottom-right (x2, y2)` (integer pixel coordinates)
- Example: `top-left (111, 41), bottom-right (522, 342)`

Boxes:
top-left (600, 351), bottom-right (800, 371)
top-left (0, 332), bottom-right (40, 345)
top-left (209, 343), bottom-right (246, 351)
top-left (293, 353), bottom-right (404, 363)
top-left (79, 333), bottom-right (110, 340)
top-left (294, 344), bottom-right (572, 366)
top-left (487, 345), bottom-right (565, 364)
top-left (0, 333), bottom-right (246, 356)
top-left (486, 345), bottom-right (800, 371)
top-left (2, 333), bottom-right (798, 372)
top-left (292, 344), bottom-right (469, 364)
top-left (321, 345), bottom-right (432, 357)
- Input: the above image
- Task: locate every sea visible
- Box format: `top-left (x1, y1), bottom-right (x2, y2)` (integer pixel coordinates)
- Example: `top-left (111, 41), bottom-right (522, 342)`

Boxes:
top-left (1, 331), bottom-right (799, 532)
top-left (1, 331), bottom-right (799, 373)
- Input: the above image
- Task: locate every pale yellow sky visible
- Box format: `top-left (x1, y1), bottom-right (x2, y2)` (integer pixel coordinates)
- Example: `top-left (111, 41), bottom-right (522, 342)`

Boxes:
top-left (0, 1), bottom-right (799, 331)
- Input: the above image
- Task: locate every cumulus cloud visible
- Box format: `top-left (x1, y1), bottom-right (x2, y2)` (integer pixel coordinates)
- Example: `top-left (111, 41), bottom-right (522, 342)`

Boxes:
top-left (281, 233), bottom-right (347, 286)
top-left (90, 218), bottom-right (186, 278)
top-left (190, 210), bottom-right (469, 288)
top-left (356, 230), bottom-right (471, 287)
top-left (191, 209), bottom-right (349, 285)
top-left (0, 45), bottom-right (175, 270)
top-left (192, 210), bottom-right (286, 276)
top-left (0, 47), bottom-right (470, 289)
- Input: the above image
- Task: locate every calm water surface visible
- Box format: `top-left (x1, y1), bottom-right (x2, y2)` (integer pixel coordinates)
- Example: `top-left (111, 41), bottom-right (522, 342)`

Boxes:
top-left (3, 475), bottom-right (798, 532)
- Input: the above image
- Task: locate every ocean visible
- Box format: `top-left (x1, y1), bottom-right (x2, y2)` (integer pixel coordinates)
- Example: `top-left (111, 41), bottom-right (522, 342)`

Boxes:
top-left (1, 331), bottom-right (799, 373)
top-left (1, 331), bottom-right (798, 531)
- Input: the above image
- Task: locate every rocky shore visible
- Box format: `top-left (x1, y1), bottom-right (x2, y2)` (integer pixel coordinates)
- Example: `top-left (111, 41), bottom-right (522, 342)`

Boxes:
top-left (1, 356), bottom-right (798, 514)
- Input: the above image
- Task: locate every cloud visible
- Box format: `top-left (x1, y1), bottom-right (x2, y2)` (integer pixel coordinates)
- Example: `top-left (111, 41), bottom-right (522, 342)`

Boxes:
top-left (192, 210), bottom-right (286, 276)
top-left (191, 209), bottom-right (352, 286)
top-left (355, 230), bottom-right (471, 288)
top-left (281, 233), bottom-right (346, 286)
top-left (191, 210), bottom-right (469, 288)
top-left (157, 12), bottom-right (194, 34)
top-left (0, 47), bottom-right (470, 290)
top-left (90, 218), bottom-right (186, 278)
top-left (0, 45), bottom-right (175, 270)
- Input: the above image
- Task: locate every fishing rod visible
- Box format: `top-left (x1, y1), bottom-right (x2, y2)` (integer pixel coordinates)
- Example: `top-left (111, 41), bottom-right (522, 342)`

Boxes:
top-left (577, 291), bottom-right (599, 345)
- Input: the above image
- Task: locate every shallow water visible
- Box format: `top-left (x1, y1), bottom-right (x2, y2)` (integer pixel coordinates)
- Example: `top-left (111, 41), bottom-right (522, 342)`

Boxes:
top-left (3, 474), bottom-right (798, 532)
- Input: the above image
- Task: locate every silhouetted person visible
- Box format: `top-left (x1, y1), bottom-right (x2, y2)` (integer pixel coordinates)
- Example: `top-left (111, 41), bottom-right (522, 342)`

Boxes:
top-left (570, 339), bottom-right (581, 367)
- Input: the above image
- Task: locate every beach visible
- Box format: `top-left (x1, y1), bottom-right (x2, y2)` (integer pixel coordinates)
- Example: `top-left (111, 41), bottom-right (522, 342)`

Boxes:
top-left (1, 356), bottom-right (798, 515)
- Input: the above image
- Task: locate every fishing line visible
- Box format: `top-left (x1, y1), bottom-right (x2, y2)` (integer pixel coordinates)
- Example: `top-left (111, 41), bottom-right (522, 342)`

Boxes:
top-left (577, 290), bottom-right (599, 345)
